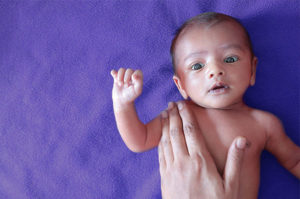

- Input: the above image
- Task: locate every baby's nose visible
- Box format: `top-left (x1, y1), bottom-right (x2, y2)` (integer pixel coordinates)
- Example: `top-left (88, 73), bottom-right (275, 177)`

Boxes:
top-left (209, 71), bottom-right (224, 78)
top-left (208, 64), bottom-right (225, 79)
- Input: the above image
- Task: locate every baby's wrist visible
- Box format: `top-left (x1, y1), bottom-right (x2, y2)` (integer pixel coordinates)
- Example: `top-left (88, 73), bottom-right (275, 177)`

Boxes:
top-left (113, 100), bottom-right (134, 113)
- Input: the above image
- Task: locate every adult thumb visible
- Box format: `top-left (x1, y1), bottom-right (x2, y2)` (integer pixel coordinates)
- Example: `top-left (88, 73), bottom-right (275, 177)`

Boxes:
top-left (223, 136), bottom-right (249, 197)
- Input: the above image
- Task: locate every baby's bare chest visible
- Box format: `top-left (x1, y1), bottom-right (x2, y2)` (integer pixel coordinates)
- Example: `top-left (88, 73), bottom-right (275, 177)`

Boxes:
top-left (194, 109), bottom-right (267, 173)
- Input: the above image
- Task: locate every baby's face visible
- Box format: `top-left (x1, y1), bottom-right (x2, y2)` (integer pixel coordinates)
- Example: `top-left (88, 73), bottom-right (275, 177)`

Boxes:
top-left (173, 21), bottom-right (257, 109)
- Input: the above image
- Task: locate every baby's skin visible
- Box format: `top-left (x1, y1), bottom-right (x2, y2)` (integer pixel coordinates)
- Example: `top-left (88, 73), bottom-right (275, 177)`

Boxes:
top-left (111, 19), bottom-right (300, 198)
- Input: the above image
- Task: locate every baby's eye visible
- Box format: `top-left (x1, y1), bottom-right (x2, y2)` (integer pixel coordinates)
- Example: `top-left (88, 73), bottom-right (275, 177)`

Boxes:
top-left (191, 63), bottom-right (205, 70)
top-left (224, 56), bottom-right (239, 63)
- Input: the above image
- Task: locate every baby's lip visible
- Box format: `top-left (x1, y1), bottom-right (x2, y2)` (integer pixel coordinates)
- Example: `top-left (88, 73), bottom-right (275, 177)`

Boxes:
top-left (208, 82), bottom-right (229, 93)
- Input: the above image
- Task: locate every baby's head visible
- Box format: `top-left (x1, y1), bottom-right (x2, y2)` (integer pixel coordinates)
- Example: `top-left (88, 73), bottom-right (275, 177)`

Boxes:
top-left (170, 12), bottom-right (257, 109)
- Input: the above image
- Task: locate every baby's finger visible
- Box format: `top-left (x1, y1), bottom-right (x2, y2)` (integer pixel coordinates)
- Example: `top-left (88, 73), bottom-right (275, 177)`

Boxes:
top-left (111, 70), bottom-right (117, 80)
top-left (124, 68), bottom-right (134, 84)
top-left (132, 70), bottom-right (143, 94)
top-left (132, 70), bottom-right (143, 83)
top-left (117, 68), bottom-right (125, 82)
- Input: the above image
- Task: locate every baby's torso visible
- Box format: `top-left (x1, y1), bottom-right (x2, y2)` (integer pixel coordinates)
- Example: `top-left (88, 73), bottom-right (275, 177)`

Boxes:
top-left (188, 102), bottom-right (268, 199)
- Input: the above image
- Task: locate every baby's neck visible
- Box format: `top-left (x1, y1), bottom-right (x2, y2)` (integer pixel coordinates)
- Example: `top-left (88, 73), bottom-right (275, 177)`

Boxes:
top-left (190, 100), bottom-right (250, 112)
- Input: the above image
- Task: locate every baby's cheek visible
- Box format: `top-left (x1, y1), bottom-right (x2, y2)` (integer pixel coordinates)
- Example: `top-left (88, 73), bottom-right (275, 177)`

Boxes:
top-left (232, 70), bottom-right (251, 85)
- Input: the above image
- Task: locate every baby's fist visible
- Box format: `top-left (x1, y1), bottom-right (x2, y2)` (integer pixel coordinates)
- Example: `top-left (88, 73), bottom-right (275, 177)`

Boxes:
top-left (111, 68), bottom-right (143, 104)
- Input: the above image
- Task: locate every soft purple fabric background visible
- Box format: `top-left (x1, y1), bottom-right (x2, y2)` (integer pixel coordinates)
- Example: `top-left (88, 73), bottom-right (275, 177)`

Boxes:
top-left (0, 1), bottom-right (299, 198)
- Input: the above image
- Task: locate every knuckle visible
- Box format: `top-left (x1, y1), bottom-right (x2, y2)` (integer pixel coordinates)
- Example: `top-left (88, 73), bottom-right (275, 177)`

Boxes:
top-left (174, 160), bottom-right (186, 171)
top-left (192, 156), bottom-right (203, 169)
top-left (170, 127), bottom-right (180, 137)
top-left (183, 122), bottom-right (198, 136)
top-left (160, 137), bottom-right (170, 145)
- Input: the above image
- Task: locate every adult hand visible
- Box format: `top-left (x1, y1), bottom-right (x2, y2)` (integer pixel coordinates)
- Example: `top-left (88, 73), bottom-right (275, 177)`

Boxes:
top-left (158, 102), bottom-right (249, 199)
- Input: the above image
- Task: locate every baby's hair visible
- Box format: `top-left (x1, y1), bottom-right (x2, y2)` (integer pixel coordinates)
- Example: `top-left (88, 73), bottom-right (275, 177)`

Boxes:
top-left (170, 12), bottom-right (254, 73)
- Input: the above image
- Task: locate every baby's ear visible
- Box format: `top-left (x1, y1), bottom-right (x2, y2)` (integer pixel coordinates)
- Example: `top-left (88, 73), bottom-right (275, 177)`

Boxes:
top-left (250, 56), bottom-right (258, 86)
top-left (173, 75), bottom-right (188, 99)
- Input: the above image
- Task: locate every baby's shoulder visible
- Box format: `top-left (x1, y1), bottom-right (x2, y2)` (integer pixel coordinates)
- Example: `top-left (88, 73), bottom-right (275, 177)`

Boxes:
top-left (249, 108), bottom-right (283, 133)
top-left (250, 108), bottom-right (280, 122)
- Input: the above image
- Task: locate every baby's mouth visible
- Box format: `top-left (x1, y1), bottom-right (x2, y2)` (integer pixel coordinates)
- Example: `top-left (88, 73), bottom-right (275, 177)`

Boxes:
top-left (208, 82), bottom-right (229, 94)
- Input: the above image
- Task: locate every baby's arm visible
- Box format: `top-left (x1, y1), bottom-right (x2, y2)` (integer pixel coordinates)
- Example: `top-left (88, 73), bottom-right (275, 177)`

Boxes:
top-left (111, 68), bottom-right (162, 152)
top-left (264, 114), bottom-right (300, 178)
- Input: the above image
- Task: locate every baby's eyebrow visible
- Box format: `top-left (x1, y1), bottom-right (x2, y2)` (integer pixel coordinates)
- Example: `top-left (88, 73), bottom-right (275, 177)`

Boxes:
top-left (184, 51), bottom-right (207, 62)
top-left (219, 44), bottom-right (245, 52)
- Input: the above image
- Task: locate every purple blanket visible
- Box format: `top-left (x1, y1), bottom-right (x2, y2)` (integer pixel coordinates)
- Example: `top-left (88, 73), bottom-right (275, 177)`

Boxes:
top-left (0, 1), bottom-right (299, 198)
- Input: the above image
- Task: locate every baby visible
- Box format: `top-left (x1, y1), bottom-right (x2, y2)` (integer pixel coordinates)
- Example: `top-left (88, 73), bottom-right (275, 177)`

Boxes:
top-left (111, 12), bottom-right (300, 198)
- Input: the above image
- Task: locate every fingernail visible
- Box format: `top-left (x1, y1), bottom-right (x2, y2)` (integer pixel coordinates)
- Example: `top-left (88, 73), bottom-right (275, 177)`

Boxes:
top-left (161, 111), bottom-right (168, 118)
top-left (168, 102), bottom-right (174, 109)
top-left (236, 137), bottom-right (246, 149)
top-left (110, 70), bottom-right (115, 78)
top-left (132, 73), bottom-right (137, 80)
top-left (177, 102), bottom-right (183, 110)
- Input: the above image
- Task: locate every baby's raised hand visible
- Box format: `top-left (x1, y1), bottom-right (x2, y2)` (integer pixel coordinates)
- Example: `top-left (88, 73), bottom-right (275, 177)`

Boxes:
top-left (111, 68), bottom-right (143, 105)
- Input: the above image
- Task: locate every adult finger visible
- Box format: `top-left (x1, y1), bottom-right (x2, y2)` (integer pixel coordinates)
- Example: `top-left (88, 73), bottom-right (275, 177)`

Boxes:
top-left (177, 101), bottom-right (209, 157)
top-left (168, 102), bottom-right (189, 158)
top-left (223, 136), bottom-right (249, 196)
top-left (158, 138), bottom-right (166, 171)
top-left (159, 110), bottom-right (174, 166)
